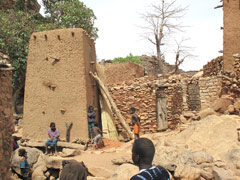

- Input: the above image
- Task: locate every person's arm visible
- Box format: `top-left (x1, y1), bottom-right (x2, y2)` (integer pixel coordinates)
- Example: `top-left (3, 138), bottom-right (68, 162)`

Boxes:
top-left (56, 129), bottom-right (60, 139)
top-left (97, 127), bottom-right (102, 134)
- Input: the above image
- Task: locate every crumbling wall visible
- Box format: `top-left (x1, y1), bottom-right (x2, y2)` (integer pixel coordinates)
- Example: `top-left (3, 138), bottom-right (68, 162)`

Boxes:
top-left (108, 76), bottom-right (183, 135)
top-left (203, 56), bottom-right (223, 77)
top-left (23, 28), bottom-right (97, 141)
top-left (0, 65), bottom-right (14, 180)
top-left (223, 0), bottom-right (240, 72)
top-left (97, 62), bottom-right (144, 85)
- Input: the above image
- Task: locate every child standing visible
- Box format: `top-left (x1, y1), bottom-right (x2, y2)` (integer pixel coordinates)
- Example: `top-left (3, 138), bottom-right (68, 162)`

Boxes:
top-left (18, 148), bottom-right (31, 180)
top-left (88, 106), bottom-right (95, 139)
top-left (130, 107), bottom-right (140, 139)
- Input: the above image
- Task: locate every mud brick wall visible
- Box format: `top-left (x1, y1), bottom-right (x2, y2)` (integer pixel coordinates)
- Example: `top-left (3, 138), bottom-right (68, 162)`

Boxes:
top-left (96, 62), bottom-right (144, 86)
top-left (223, 0), bottom-right (240, 72)
top-left (203, 56), bottom-right (223, 77)
top-left (0, 69), bottom-right (14, 180)
top-left (108, 76), bottom-right (183, 135)
top-left (199, 77), bottom-right (222, 109)
top-left (23, 28), bottom-right (98, 141)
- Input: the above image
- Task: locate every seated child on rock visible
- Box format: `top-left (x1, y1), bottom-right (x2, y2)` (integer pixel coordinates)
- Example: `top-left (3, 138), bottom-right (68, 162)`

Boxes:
top-left (92, 122), bottom-right (104, 149)
top-left (45, 122), bottom-right (60, 155)
top-left (19, 148), bottom-right (32, 180)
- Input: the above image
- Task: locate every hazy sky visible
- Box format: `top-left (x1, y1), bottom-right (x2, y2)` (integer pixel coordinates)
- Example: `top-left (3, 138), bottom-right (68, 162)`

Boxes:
top-left (37, 0), bottom-right (223, 71)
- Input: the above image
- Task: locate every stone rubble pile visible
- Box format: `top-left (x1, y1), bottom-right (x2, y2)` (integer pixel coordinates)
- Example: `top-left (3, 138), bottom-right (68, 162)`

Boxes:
top-left (203, 56), bottom-right (223, 77)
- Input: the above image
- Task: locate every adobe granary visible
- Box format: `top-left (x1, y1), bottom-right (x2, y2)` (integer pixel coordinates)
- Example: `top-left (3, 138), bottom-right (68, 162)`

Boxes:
top-left (223, 0), bottom-right (240, 72)
top-left (23, 28), bottom-right (98, 142)
top-left (0, 53), bottom-right (14, 180)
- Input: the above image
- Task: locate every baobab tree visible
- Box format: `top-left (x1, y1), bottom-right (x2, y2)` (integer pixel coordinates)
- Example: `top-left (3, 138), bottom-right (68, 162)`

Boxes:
top-left (140, 0), bottom-right (187, 74)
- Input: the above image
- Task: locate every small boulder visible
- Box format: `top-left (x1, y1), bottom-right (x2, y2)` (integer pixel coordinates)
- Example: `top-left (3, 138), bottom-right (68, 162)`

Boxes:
top-left (174, 164), bottom-right (201, 180)
top-left (109, 164), bottom-right (138, 180)
top-left (228, 105), bottom-right (235, 114)
top-left (88, 167), bottom-right (112, 178)
top-left (60, 148), bottom-right (81, 157)
top-left (212, 167), bottom-right (235, 180)
top-left (192, 151), bottom-right (213, 165)
top-left (212, 97), bottom-right (233, 113)
top-left (198, 108), bottom-right (216, 119)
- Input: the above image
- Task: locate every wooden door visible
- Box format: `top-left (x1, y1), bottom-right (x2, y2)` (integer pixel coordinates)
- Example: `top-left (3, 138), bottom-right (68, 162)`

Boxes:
top-left (156, 94), bottom-right (168, 131)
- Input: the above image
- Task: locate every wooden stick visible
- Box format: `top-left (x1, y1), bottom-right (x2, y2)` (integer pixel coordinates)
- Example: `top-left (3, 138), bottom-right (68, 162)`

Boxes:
top-left (89, 71), bottom-right (134, 139)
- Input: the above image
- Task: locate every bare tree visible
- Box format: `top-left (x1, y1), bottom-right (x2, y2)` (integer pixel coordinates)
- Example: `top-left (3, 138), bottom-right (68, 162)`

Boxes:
top-left (171, 38), bottom-right (196, 74)
top-left (140, 0), bottom-right (187, 74)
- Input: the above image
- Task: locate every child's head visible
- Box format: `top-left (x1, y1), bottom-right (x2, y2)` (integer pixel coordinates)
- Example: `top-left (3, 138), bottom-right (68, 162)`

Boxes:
top-left (50, 122), bottom-right (56, 131)
top-left (13, 136), bottom-right (18, 142)
top-left (88, 106), bottom-right (94, 112)
top-left (129, 107), bottom-right (136, 114)
top-left (18, 148), bottom-right (27, 157)
top-left (94, 122), bottom-right (98, 127)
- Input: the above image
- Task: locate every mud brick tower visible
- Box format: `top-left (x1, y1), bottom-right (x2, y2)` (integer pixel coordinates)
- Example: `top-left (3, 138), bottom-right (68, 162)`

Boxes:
top-left (23, 28), bottom-right (98, 141)
top-left (223, 0), bottom-right (240, 72)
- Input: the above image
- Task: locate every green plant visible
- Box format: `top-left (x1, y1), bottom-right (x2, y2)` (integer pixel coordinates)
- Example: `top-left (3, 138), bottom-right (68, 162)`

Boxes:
top-left (113, 53), bottom-right (141, 64)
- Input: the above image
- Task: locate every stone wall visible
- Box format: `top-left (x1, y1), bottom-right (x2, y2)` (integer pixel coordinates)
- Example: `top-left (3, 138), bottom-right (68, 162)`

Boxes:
top-left (0, 67), bottom-right (14, 180)
top-left (203, 56), bottom-right (223, 77)
top-left (108, 76), bottom-right (184, 135)
top-left (23, 28), bottom-right (98, 141)
top-left (223, 0), bottom-right (240, 72)
top-left (199, 77), bottom-right (222, 109)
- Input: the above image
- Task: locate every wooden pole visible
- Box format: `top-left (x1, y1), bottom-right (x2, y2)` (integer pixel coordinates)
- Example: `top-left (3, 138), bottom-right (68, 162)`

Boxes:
top-left (89, 71), bottom-right (134, 139)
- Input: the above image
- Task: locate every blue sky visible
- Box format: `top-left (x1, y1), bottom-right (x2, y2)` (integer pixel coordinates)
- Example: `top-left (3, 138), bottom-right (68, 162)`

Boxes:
top-left (38, 0), bottom-right (223, 71)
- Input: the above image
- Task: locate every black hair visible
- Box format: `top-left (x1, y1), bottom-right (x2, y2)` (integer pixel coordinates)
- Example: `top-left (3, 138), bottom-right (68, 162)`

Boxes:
top-left (130, 107), bottom-right (136, 113)
top-left (88, 106), bottom-right (94, 112)
top-left (50, 122), bottom-right (55, 127)
top-left (13, 136), bottom-right (18, 142)
top-left (94, 122), bottom-right (98, 126)
top-left (18, 148), bottom-right (26, 157)
top-left (132, 138), bottom-right (155, 165)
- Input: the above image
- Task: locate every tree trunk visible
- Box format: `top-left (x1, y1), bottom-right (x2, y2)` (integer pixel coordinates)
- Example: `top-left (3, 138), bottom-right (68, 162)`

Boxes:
top-left (89, 71), bottom-right (134, 139)
top-left (11, 82), bottom-right (24, 114)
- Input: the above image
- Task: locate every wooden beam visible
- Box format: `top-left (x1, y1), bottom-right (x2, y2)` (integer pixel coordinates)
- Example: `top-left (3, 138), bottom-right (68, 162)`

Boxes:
top-left (214, 5), bottom-right (223, 9)
top-left (89, 71), bottom-right (134, 139)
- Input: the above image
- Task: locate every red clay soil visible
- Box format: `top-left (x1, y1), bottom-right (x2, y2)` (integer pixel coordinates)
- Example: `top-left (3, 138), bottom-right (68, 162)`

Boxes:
top-left (99, 138), bottom-right (125, 150)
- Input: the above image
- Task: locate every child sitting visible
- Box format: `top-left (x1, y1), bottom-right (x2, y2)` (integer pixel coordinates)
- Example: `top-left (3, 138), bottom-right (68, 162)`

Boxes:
top-left (45, 122), bottom-right (60, 155)
top-left (19, 148), bottom-right (31, 180)
top-left (92, 122), bottom-right (104, 149)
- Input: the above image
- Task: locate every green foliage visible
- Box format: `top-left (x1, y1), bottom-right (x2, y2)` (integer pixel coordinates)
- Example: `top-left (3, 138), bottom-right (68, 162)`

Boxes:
top-left (42, 0), bottom-right (98, 39)
top-left (0, 0), bottom-right (98, 95)
top-left (0, 10), bottom-right (41, 90)
top-left (113, 53), bottom-right (141, 64)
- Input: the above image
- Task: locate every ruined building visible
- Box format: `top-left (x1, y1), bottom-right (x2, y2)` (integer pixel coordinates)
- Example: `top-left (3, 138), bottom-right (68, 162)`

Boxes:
top-left (0, 53), bottom-right (14, 180)
top-left (23, 29), bottom-right (98, 141)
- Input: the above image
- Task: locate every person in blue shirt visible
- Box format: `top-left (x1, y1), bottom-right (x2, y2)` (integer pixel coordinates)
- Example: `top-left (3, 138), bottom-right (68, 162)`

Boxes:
top-left (19, 148), bottom-right (31, 180)
top-left (88, 106), bottom-right (96, 139)
top-left (131, 138), bottom-right (170, 180)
